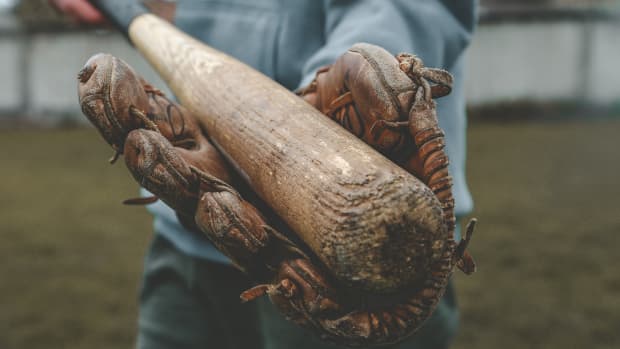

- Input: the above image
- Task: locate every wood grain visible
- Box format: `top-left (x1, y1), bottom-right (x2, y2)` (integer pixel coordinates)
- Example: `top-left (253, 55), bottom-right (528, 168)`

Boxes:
top-left (128, 14), bottom-right (446, 292)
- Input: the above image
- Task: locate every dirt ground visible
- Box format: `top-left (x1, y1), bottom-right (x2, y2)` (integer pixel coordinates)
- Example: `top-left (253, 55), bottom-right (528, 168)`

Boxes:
top-left (0, 118), bottom-right (618, 348)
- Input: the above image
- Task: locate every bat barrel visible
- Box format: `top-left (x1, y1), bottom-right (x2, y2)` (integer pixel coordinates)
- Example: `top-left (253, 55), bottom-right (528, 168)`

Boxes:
top-left (118, 13), bottom-right (448, 292)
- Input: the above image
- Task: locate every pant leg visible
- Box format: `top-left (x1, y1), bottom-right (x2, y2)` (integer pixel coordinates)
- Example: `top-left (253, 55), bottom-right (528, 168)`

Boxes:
top-left (136, 234), bottom-right (262, 349)
top-left (258, 280), bottom-right (459, 349)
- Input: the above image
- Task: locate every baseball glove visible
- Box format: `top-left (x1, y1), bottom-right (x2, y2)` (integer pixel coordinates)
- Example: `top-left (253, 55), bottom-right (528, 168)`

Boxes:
top-left (77, 43), bottom-right (475, 347)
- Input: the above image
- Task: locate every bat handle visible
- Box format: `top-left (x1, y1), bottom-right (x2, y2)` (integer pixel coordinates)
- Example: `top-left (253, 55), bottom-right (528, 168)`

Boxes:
top-left (87, 0), bottom-right (148, 34)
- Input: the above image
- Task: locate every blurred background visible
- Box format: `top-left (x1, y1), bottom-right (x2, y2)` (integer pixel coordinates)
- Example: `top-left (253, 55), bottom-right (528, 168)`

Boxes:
top-left (1, 0), bottom-right (619, 348)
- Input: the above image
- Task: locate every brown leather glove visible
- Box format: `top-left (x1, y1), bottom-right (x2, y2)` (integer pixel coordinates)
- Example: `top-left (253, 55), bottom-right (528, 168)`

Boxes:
top-left (77, 43), bottom-right (475, 347)
top-left (298, 43), bottom-right (476, 275)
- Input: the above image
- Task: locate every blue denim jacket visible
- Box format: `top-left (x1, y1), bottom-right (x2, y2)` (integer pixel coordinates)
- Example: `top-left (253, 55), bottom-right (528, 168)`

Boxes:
top-left (145, 0), bottom-right (476, 261)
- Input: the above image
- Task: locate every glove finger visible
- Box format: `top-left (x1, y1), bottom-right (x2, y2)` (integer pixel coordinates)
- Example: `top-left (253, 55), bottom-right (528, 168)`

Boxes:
top-left (195, 181), bottom-right (315, 277)
top-left (271, 258), bottom-right (340, 313)
top-left (78, 53), bottom-right (232, 184)
top-left (196, 187), bottom-right (269, 267)
top-left (78, 53), bottom-right (151, 152)
top-left (123, 129), bottom-right (202, 216)
top-left (299, 43), bottom-right (417, 154)
top-left (123, 127), bottom-right (253, 219)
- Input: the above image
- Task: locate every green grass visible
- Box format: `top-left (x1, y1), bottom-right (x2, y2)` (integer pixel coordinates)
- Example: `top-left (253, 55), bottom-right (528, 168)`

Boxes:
top-left (455, 119), bottom-right (620, 349)
top-left (0, 129), bottom-right (151, 349)
top-left (0, 120), bottom-right (619, 348)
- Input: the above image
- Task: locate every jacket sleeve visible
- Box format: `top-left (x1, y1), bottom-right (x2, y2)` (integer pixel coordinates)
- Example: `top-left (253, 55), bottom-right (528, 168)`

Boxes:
top-left (297, 0), bottom-right (477, 89)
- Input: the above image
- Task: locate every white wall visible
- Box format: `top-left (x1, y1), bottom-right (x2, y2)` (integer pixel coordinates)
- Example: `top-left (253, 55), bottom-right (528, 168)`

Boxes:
top-left (464, 20), bottom-right (620, 105)
top-left (0, 37), bottom-right (23, 111)
top-left (589, 22), bottom-right (620, 103)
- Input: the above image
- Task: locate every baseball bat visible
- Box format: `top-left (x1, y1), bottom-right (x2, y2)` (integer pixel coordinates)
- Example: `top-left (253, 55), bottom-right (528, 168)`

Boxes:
top-left (88, 0), bottom-right (446, 292)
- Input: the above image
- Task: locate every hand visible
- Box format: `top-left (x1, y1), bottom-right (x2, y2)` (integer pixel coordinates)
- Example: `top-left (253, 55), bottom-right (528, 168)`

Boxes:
top-left (48, 0), bottom-right (105, 24)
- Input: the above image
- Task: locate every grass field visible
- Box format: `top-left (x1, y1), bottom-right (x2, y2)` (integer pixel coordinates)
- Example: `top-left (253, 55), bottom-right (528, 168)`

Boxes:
top-left (1, 119), bottom-right (619, 348)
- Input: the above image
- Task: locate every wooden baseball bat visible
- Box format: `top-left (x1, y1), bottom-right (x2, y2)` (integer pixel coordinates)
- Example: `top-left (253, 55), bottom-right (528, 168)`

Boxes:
top-left (88, 1), bottom-right (446, 292)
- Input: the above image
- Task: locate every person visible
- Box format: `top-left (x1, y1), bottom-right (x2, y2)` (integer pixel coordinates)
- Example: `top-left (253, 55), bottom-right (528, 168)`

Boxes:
top-left (51, 0), bottom-right (476, 348)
